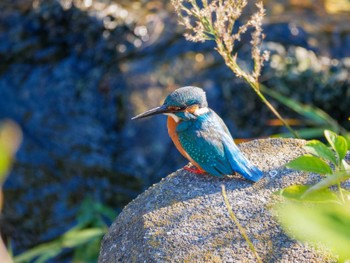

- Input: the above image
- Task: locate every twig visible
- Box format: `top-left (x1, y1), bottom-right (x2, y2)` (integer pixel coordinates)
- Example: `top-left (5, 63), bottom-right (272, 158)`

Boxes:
top-left (221, 185), bottom-right (262, 263)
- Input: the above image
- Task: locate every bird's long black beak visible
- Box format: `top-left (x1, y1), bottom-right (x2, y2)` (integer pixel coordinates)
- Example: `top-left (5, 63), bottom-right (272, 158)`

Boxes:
top-left (131, 104), bottom-right (170, 120)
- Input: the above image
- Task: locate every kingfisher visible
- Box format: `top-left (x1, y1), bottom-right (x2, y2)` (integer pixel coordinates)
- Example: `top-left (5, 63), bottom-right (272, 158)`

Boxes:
top-left (132, 86), bottom-right (263, 182)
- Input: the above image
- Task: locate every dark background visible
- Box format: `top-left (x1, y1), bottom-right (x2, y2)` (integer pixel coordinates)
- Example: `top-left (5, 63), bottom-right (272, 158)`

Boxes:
top-left (0, 0), bottom-right (349, 260)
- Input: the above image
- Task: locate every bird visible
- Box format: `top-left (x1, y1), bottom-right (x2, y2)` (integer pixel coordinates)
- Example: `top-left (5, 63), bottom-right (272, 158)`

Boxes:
top-left (132, 86), bottom-right (263, 182)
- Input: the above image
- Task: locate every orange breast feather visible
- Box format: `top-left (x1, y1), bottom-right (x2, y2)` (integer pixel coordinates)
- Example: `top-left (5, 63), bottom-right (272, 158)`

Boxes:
top-left (167, 116), bottom-right (204, 171)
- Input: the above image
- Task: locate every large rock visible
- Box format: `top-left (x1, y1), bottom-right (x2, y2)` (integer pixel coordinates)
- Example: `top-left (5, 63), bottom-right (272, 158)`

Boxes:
top-left (99, 138), bottom-right (335, 262)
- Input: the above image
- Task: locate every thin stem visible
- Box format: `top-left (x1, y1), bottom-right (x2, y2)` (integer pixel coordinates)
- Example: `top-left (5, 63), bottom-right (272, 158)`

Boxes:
top-left (221, 185), bottom-right (263, 263)
top-left (254, 88), bottom-right (300, 138)
top-left (223, 45), bottom-right (300, 138)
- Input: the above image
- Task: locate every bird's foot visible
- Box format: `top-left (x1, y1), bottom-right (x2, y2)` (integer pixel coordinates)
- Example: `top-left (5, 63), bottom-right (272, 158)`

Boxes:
top-left (183, 163), bottom-right (206, 175)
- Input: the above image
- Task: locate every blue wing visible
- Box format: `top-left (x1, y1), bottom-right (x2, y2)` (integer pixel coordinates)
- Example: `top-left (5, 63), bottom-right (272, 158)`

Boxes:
top-left (177, 109), bottom-right (263, 182)
top-left (222, 135), bottom-right (263, 182)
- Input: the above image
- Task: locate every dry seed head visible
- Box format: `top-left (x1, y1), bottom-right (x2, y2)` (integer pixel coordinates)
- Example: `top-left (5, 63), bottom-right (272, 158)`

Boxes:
top-left (171, 0), bottom-right (269, 81)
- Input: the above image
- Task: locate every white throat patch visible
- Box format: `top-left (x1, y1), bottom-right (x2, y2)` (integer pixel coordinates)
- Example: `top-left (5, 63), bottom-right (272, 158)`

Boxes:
top-left (194, 107), bottom-right (209, 116)
top-left (165, 107), bottom-right (209, 122)
top-left (165, 113), bottom-right (180, 123)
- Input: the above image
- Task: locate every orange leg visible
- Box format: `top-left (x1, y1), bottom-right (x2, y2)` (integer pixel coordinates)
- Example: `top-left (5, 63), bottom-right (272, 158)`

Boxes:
top-left (183, 163), bottom-right (207, 175)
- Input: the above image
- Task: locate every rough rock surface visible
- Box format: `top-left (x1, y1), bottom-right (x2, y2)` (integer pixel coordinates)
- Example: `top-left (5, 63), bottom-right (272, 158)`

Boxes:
top-left (99, 138), bottom-right (336, 262)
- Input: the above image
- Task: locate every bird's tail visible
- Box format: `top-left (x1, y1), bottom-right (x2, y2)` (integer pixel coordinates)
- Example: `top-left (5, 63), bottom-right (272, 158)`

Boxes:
top-left (242, 164), bottom-right (263, 182)
top-left (224, 143), bottom-right (264, 182)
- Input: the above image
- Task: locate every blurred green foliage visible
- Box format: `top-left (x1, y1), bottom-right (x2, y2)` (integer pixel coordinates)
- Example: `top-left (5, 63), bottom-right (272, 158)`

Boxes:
top-left (262, 85), bottom-right (350, 140)
top-left (275, 200), bottom-right (350, 262)
top-left (274, 130), bottom-right (350, 261)
top-left (13, 198), bottom-right (117, 263)
top-left (0, 121), bottom-right (116, 262)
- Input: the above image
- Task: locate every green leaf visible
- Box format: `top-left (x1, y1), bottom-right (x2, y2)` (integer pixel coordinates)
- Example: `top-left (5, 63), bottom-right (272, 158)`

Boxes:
top-left (304, 140), bottom-right (337, 165)
top-left (13, 242), bottom-right (61, 263)
top-left (274, 185), bottom-right (307, 200)
top-left (13, 227), bottom-right (106, 263)
top-left (274, 202), bottom-right (350, 261)
top-left (345, 134), bottom-right (350, 151)
top-left (324, 130), bottom-right (348, 164)
top-left (36, 249), bottom-right (62, 263)
top-left (303, 170), bottom-right (350, 197)
top-left (286, 154), bottom-right (333, 175)
top-left (62, 228), bottom-right (105, 248)
top-left (275, 185), bottom-right (340, 203)
top-left (325, 130), bottom-right (338, 147)
top-left (335, 136), bottom-right (348, 162)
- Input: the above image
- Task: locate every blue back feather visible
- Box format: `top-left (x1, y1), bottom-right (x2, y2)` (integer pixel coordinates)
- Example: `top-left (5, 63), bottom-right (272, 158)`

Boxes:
top-left (177, 109), bottom-right (263, 182)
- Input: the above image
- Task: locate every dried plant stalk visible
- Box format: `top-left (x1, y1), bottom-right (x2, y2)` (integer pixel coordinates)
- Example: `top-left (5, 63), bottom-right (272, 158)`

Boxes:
top-left (221, 185), bottom-right (263, 263)
top-left (171, 0), bottom-right (299, 138)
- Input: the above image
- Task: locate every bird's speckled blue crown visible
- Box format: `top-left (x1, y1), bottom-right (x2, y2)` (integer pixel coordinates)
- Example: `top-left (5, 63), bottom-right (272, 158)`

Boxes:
top-left (164, 86), bottom-right (208, 108)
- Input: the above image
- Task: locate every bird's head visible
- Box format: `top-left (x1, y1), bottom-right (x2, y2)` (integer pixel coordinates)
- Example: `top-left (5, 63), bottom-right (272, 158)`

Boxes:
top-left (132, 86), bottom-right (209, 122)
